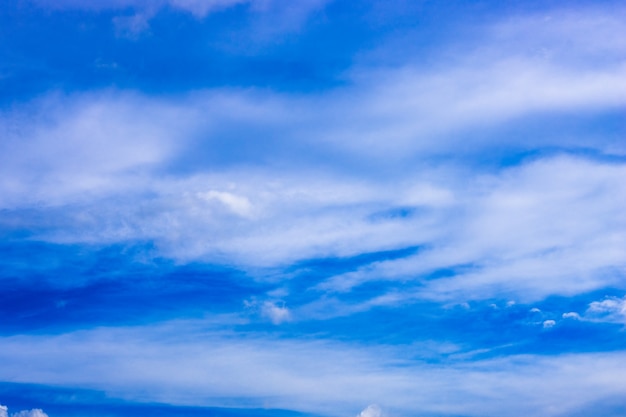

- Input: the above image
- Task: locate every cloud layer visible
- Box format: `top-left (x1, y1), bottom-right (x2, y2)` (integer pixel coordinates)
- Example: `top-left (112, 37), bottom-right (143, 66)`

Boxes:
top-left (1, 2), bottom-right (625, 417)
top-left (2, 321), bottom-right (626, 417)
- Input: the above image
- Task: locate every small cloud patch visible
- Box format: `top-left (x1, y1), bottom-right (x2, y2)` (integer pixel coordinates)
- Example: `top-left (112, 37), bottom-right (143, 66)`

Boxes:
top-left (262, 301), bottom-right (291, 325)
top-left (0, 405), bottom-right (49, 417)
top-left (585, 296), bottom-right (626, 324)
top-left (543, 319), bottom-right (556, 329)
top-left (357, 404), bottom-right (383, 417)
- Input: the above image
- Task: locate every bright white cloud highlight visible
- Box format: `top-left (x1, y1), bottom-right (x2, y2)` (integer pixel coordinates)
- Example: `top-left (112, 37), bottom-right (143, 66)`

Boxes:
top-left (197, 191), bottom-right (254, 218)
top-left (586, 296), bottom-right (626, 324)
top-left (357, 404), bottom-right (383, 417)
top-left (262, 301), bottom-right (292, 324)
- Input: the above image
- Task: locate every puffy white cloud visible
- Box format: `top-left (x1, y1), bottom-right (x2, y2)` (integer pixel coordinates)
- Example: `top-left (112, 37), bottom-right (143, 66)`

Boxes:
top-left (261, 301), bottom-right (292, 324)
top-left (357, 404), bottom-right (383, 417)
top-left (0, 406), bottom-right (49, 417)
top-left (588, 297), bottom-right (626, 315)
top-left (543, 320), bottom-right (556, 329)
top-left (586, 296), bottom-right (626, 324)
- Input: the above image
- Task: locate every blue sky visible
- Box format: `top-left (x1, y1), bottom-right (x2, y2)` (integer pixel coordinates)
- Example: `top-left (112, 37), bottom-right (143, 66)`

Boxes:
top-left (1, 1), bottom-right (626, 416)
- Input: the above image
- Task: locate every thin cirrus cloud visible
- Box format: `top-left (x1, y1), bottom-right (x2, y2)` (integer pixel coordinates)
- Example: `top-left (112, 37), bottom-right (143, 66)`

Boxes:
top-left (2, 6), bottom-right (625, 198)
top-left (29, 0), bottom-right (314, 15)
top-left (316, 157), bottom-right (626, 303)
top-left (28, 0), bottom-right (331, 37)
top-left (1, 320), bottom-right (626, 417)
top-left (2, 5), bottom-right (625, 204)
top-left (2, 7), bottom-right (625, 184)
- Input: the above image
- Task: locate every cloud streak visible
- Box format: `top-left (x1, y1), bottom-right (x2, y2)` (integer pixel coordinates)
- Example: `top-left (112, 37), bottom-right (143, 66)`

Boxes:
top-left (1, 321), bottom-right (626, 417)
top-left (29, 0), bottom-right (331, 38)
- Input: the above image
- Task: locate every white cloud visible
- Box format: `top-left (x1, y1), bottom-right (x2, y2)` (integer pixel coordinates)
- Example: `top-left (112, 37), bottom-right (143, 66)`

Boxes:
top-left (112, 12), bottom-right (152, 38)
top-left (11, 410), bottom-right (49, 417)
top-left (562, 312), bottom-right (580, 320)
top-left (1, 322), bottom-right (626, 417)
top-left (0, 406), bottom-right (49, 417)
top-left (586, 296), bottom-right (626, 324)
top-left (315, 156), bottom-right (626, 304)
top-left (169, 0), bottom-right (251, 16)
top-left (261, 301), bottom-right (291, 324)
top-left (31, 0), bottom-right (264, 15)
top-left (336, 62), bottom-right (626, 158)
top-left (197, 190), bottom-right (254, 218)
top-left (2, 94), bottom-right (624, 301)
top-left (2, 4), bottom-right (625, 417)
top-left (30, 0), bottom-right (331, 37)
top-left (0, 6), bottom-right (624, 306)
top-left (357, 404), bottom-right (383, 417)
top-left (2, 94), bottom-right (624, 304)
top-left (4, 4), bottom-right (626, 209)
top-left (588, 297), bottom-right (626, 315)
top-left (0, 91), bottom-right (191, 208)
top-left (489, 8), bottom-right (626, 65)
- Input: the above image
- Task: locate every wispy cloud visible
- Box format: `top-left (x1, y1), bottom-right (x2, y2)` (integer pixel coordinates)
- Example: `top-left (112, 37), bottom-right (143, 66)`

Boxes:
top-left (3, 5), bottom-right (625, 207)
top-left (313, 156), bottom-right (626, 311)
top-left (1, 321), bottom-right (626, 417)
top-left (2, 5), bottom-right (625, 303)
top-left (30, 0), bottom-right (307, 16)
top-left (29, 0), bottom-right (330, 38)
